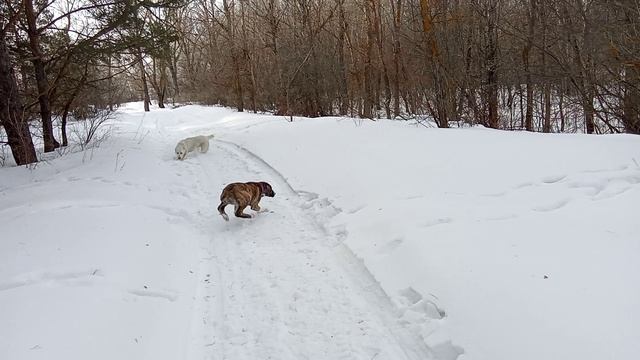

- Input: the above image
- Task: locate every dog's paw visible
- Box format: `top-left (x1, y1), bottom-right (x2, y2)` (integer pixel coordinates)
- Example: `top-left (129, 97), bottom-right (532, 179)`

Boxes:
top-left (221, 213), bottom-right (229, 221)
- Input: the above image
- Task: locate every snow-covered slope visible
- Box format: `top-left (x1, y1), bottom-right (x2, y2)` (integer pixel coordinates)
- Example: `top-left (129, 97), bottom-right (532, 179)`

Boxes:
top-left (1, 103), bottom-right (639, 360)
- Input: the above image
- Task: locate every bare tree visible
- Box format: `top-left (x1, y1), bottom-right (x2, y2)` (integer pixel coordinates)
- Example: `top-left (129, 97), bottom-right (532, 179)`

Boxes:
top-left (23, 0), bottom-right (60, 151)
top-left (163, 0), bottom-right (640, 134)
top-left (1, 13), bottom-right (36, 165)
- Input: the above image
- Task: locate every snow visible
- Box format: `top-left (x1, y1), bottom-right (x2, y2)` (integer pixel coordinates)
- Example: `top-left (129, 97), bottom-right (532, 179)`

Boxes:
top-left (1, 102), bottom-right (639, 360)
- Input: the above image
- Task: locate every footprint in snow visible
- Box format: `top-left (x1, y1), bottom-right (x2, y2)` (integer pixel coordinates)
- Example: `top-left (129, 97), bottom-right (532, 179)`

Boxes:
top-left (532, 198), bottom-right (570, 212)
top-left (541, 174), bottom-right (567, 184)
top-left (377, 237), bottom-right (404, 255)
top-left (396, 287), bottom-right (446, 321)
top-left (422, 217), bottom-right (453, 227)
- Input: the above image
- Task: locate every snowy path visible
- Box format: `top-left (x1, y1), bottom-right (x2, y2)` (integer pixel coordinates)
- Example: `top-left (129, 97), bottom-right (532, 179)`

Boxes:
top-left (153, 132), bottom-right (434, 359)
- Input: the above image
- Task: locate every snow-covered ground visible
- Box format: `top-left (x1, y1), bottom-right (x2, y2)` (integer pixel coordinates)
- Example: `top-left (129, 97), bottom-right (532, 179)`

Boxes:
top-left (1, 103), bottom-right (639, 360)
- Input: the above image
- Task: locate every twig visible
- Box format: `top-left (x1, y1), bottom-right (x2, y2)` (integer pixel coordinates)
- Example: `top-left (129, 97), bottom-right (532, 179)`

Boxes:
top-left (114, 149), bottom-right (124, 172)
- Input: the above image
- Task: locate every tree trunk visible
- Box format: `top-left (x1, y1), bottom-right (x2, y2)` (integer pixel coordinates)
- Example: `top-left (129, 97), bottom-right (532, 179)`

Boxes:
top-left (157, 89), bottom-right (166, 109)
top-left (231, 52), bottom-right (244, 112)
top-left (540, 4), bottom-right (551, 133)
top-left (169, 53), bottom-right (180, 99)
top-left (486, 0), bottom-right (499, 129)
top-left (337, 0), bottom-right (349, 115)
top-left (519, 85), bottom-right (524, 128)
top-left (464, 43), bottom-right (480, 125)
top-left (312, 58), bottom-right (322, 116)
top-left (523, 0), bottom-right (536, 132)
top-left (620, 5), bottom-right (640, 134)
top-left (24, 0), bottom-right (59, 152)
top-left (61, 103), bottom-right (71, 147)
top-left (543, 84), bottom-right (552, 133)
top-left (559, 90), bottom-right (565, 132)
top-left (525, 81), bottom-right (534, 131)
top-left (363, 0), bottom-right (375, 119)
top-left (107, 54), bottom-right (114, 111)
top-left (622, 66), bottom-right (640, 134)
top-left (263, 0), bottom-right (286, 114)
top-left (0, 33), bottom-right (37, 165)
top-left (159, 62), bottom-right (167, 109)
top-left (247, 55), bottom-right (257, 112)
top-left (137, 47), bottom-right (151, 112)
top-left (561, 2), bottom-right (595, 134)
top-left (223, 0), bottom-right (244, 112)
top-left (239, 0), bottom-right (256, 112)
top-left (419, 0), bottom-right (448, 128)
top-left (151, 58), bottom-right (167, 109)
top-left (390, 0), bottom-right (402, 117)
top-left (583, 90), bottom-right (595, 134)
top-left (61, 65), bottom-right (89, 146)
top-left (419, 0), bottom-right (439, 59)
top-left (372, 0), bottom-right (391, 119)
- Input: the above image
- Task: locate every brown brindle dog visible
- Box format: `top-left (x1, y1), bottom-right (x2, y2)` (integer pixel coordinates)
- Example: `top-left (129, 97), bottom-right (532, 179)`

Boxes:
top-left (217, 182), bottom-right (275, 221)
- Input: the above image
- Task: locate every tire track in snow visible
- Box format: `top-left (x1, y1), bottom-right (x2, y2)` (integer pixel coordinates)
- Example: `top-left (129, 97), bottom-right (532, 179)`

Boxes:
top-left (215, 139), bottom-right (297, 194)
top-left (181, 140), bottom-right (437, 360)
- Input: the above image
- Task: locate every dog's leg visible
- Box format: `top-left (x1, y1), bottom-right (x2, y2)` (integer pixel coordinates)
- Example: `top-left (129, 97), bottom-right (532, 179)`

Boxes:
top-left (201, 140), bottom-right (209, 153)
top-left (250, 200), bottom-right (261, 212)
top-left (217, 202), bottom-right (229, 221)
top-left (234, 205), bottom-right (252, 219)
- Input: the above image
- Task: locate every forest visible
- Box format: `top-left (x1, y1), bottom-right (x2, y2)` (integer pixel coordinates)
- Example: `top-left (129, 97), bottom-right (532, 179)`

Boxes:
top-left (1, 0), bottom-right (639, 165)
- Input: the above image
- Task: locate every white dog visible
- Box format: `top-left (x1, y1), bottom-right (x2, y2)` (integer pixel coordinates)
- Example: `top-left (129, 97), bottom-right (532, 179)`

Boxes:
top-left (175, 134), bottom-right (215, 160)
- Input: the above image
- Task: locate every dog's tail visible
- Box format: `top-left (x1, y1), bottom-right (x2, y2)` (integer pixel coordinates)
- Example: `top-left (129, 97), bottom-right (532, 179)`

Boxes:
top-left (217, 202), bottom-right (229, 221)
top-left (208, 134), bottom-right (215, 139)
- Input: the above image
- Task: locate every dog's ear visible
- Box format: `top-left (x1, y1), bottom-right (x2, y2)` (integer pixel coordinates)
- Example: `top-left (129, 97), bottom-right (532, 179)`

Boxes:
top-left (260, 182), bottom-right (275, 196)
top-left (258, 182), bottom-right (267, 193)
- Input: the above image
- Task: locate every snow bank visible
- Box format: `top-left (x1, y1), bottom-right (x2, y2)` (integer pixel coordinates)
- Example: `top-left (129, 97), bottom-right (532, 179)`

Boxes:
top-left (204, 106), bottom-right (640, 360)
top-left (1, 118), bottom-right (202, 359)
